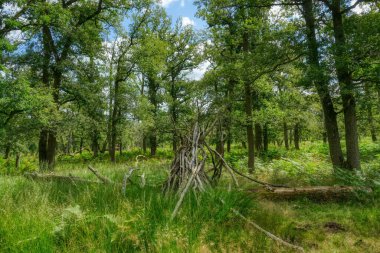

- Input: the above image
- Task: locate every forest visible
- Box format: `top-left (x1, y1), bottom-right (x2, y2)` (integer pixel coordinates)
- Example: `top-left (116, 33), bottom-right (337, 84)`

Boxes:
top-left (0, 0), bottom-right (379, 252)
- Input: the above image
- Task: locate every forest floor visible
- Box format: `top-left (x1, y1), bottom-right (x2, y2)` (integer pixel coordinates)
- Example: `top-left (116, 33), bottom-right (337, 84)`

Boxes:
top-left (1, 140), bottom-right (380, 252)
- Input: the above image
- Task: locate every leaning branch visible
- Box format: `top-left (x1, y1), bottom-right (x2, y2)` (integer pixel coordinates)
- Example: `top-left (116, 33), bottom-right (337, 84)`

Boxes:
top-left (88, 166), bottom-right (113, 184)
top-left (220, 198), bottom-right (305, 252)
top-left (206, 145), bottom-right (288, 188)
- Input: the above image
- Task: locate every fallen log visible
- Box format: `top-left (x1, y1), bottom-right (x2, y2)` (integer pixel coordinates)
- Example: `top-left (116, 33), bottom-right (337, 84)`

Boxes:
top-left (252, 186), bottom-right (372, 200)
top-left (24, 172), bottom-right (101, 184)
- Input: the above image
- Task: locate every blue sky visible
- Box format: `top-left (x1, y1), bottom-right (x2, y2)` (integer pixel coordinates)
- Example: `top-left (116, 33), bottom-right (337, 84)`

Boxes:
top-left (160, 0), bottom-right (207, 29)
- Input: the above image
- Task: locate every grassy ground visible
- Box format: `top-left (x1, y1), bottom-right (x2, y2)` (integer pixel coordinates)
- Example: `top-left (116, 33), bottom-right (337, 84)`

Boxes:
top-left (1, 140), bottom-right (380, 252)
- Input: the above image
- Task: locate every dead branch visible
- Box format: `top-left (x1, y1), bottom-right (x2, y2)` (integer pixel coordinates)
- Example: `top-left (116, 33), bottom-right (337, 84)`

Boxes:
top-left (88, 166), bottom-right (113, 184)
top-left (220, 198), bottom-right (305, 252)
top-left (163, 122), bottom-right (210, 194)
top-left (122, 167), bottom-right (139, 195)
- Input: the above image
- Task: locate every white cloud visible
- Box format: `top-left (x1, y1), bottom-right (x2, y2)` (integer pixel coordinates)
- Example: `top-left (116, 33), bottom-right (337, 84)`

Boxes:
top-left (6, 30), bottom-right (25, 44)
top-left (351, 1), bottom-right (371, 14)
top-left (181, 17), bottom-right (195, 27)
top-left (187, 61), bottom-right (211, 81)
top-left (159, 0), bottom-right (186, 7)
top-left (159, 0), bottom-right (178, 7)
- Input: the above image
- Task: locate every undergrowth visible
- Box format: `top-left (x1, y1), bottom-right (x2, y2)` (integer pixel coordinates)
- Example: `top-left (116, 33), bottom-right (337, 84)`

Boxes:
top-left (1, 139), bottom-right (380, 252)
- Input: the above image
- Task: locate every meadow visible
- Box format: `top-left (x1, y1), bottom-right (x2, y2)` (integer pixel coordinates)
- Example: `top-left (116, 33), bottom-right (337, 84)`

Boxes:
top-left (1, 140), bottom-right (380, 253)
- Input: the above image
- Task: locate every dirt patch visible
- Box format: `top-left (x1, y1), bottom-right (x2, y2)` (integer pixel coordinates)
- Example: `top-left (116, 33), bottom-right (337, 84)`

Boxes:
top-left (324, 221), bottom-right (345, 233)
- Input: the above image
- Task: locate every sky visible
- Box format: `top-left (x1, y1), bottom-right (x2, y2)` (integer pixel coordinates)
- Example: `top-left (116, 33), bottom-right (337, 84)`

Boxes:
top-left (159, 0), bottom-right (207, 30)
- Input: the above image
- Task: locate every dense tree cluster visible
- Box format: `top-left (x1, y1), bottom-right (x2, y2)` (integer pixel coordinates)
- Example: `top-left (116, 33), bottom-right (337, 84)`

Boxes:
top-left (1, 0), bottom-right (379, 171)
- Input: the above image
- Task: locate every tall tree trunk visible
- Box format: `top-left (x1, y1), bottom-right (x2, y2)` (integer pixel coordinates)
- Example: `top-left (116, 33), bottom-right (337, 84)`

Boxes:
top-left (377, 87), bottom-right (380, 113)
top-left (119, 142), bottom-right (123, 155)
top-left (254, 123), bottom-right (263, 152)
top-left (330, 1), bottom-right (360, 169)
top-left (110, 80), bottom-right (120, 163)
top-left (365, 84), bottom-right (377, 142)
top-left (242, 32), bottom-right (255, 172)
top-left (215, 120), bottom-right (225, 176)
top-left (4, 143), bottom-right (11, 159)
top-left (39, 25), bottom-right (51, 170)
top-left (66, 133), bottom-right (72, 154)
top-left (92, 132), bottom-right (99, 157)
top-left (101, 140), bottom-right (107, 154)
top-left (148, 76), bottom-right (158, 157)
top-left (302, 0), bottom-right (345, 168)
top-left (142, 135), bottom-right (147, 153)
top-left (46, 130), bottom-right (56, 169)
top-left (294, 123), bottom-right (300, 150)
top-left (79, 137), bottom-right (83, 155)
top-left (263, 123), bottom-right (268, 152)
top-left (15, 153), bottom-right (21, 169)
top-left (170, 76), bottom-right (178, 152)
top-left (150, 134), bottom-right (157, 156)
top-left (283, 121), bottom-right (289, 150)
top-left (39, 130), bottom-right (48, 170)
top-left (226, 78), bottom-right (235, 153)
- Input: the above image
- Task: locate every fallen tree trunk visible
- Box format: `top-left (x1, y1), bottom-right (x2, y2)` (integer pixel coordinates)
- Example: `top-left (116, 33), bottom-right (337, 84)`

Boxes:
top-left (252, 186), bottom-right (372, 200)
top-left (24, 172), bottom-right (101, 184)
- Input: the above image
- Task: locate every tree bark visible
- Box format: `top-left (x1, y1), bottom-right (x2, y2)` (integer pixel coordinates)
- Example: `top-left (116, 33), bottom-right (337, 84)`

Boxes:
top-left (302, 0), bottom-right (345, 168)
top-left (215, 121), bottom-right (225, 176)
top-left (170, 76), bottom-right (178, 152)
top-left (101, 140), bottom-right (107, 154)
top-left (110, 79), bottom-right (120, 163)
top-left (330, 1), bottom-right (360, 169)
top-left (242, 32), bottom-right (255, 172)
top-left (377, 87), bottom-right (380, 113)
top-left (92, 131), bottom-right (99, 157)
top-left (263, 123), bottom-right (268, 152)
top-left (148, 76), bottom-right (158, 156)
top-left (365, 84), bottom-right (377, 142)
top-left (294, 123), bottom-right (300, 150)
top-left (4, 143), bottom-right (11, 159)
top-left (15, 153), bottom-right (21, 169)
top-left (79, 137), bottom-right (83, 155)
top-left (254, 123), bottom-right (263, 152)
top-left (39, 130), bottom-right (48, 170)
top-left (226, 78), bottom-right (235, 153)
top-left (142, 135), bottom-right (147, 153)
top-left (150, 134), bottom-right (157, 156)
top-left (283, 121), bottom-right (289, 150)
top-left (46, 130), bottom-right (57, 169)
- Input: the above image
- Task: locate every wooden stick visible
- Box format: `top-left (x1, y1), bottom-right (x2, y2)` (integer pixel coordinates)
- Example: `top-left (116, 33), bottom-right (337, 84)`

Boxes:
top-left (122, 167), bottom-right (139, 195)
top-left (171, 163), bottom-right (202, 221)
top-left (220, 199), bottom-right (305, 252)
top-left (88, 166), bottom-right (113, 184)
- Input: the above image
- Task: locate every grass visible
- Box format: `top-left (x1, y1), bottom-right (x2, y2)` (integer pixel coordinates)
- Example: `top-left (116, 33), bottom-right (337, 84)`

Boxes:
top-left (1, 139), bottom-right (380, 252)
